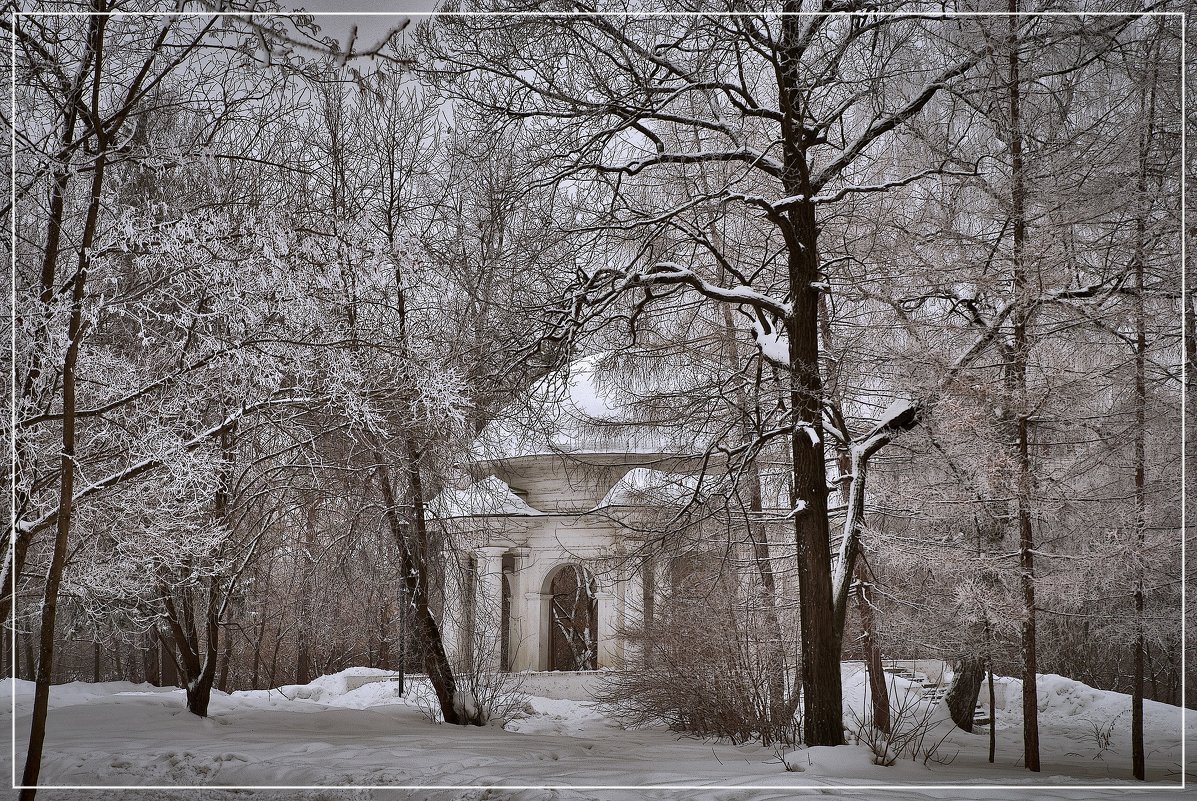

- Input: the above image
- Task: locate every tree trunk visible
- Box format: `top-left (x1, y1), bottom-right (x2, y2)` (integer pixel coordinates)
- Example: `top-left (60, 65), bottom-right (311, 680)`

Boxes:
top-left (4, 0), bottom-right (96, 635)
top-left (250, 622), bottom-right (263, 689)
top-left (295, 631), bottom-right (311, 686)
top-left (779, 6), bottom-right (842, 747)
top-left (185, 656), bottom-right (218, 717)
top-left (21, 632), bottom-right (35, 681)
top-left (946, 655), bottom-right (985, 732)
top-left (1130, 27), bottom-right (1160, 783)
top-left (142, 630), bottom-right (158, 685)
top-left (268, 630), bottom-right (282, 689)
top-left (856, 564), bottom-right (890, 735)
top-left (19, 16), bottom-right (108, 796)
top-left (1007, 3), bottom-right (1040, 773)
top-left (159, 637), bottom-right (178, 687)
top-left (988, 662), bottom-right (996, 762)
top-left (160, 423), bottom-right (234, 718)
top-left (376, 251), bottom-right (483, 726)
top-left (827, 435), bottom-right (891, 735)
top-left (377, 461), bottom-right (478, 726)
top-left (217, 647), bottom-right (232, 693)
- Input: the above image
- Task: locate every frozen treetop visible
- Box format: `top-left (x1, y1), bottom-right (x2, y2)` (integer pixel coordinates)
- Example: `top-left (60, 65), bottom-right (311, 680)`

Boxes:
top-left (471, 352), bottom-right (705, 464)
top-left (427, 475), bottom-right (544, 519)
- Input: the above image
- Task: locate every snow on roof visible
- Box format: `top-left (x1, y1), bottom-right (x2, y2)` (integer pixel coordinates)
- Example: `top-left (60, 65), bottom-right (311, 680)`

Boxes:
top-left (594, 466), bottom-right (792, 513)
top-left (428, 475), bottom-right (544, 519)
top-left (471, 352), bottom-right (699, 463)
top-left (593, 468), bottom-right (702, 509)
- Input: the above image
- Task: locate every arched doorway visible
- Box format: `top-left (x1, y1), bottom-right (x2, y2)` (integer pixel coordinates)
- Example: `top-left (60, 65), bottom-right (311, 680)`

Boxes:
top-left (547, 564), bottom-right (599, 671)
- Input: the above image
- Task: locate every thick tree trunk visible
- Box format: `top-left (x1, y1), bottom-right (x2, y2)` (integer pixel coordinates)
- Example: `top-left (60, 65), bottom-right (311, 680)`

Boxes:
top-left (777, 8), bottom-right (842, 747)
top-left (185, 659), bottom-right (217, 717)
top-left (786, 240), bottom-right (841, 747)
top-left (946, 655), bottom-right (985, 732)
top-left (160, 589), bottom-right (216, 716)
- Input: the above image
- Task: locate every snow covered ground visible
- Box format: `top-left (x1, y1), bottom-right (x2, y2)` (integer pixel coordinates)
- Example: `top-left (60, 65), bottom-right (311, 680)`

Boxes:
top-left (5, 665), bottom-right (1192, 800)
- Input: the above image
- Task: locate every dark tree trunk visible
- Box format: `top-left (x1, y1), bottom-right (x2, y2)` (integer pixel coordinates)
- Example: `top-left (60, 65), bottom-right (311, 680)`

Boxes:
top-left (946, 655), bottom-right (985, 732)
top-left (250, 623), bottom-right (263, 689)
top-left (857, 567), bottom-right (890, 735)
top-left (159, 638), bottom-right (178, 687)
top-left (217, 648), bottom-right (231, 694)
top-left (988, 662), bottom-right (996, 762)
top-left (21, 632), bottom-right (35, 681)
top-left (185, 658), bottom-right (218, 717)
top-left (295, 632), bottom-right (311, 686)
top-left (185, 618), bottom-right (220, 717)
top-left (19, 16), bottom-right (108, 796)
top-left (160, 425), bottom-right (234, 718)
top-left (1007, 3), bottom-right (1040, 773)
top-left (1129, 27), bottom-right (1159, 782)
top-left (377, 461), bottom-right (480, 726)
top-left (268, 630), bottom-right (282, 688)
top-left (142, 629), bottom-right (159, 685)
top-left (778, 6), bottom-right (842, 747)
top-left (372, 254), bottom-right (483, 727)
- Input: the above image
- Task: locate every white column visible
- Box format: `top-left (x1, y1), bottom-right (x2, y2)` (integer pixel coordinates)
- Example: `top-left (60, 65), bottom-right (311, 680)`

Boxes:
top-left (595, 588), bottom-right (617, 669)
top-left (520, 591), bottom-right (548, 672)
top-left (440, 556), bottom-right (464, 670)
top-left (475, 546), bottom-right (506, 672)
top-left (640, 556), bottom-right (666, 668)
top-left (505, 549), bottom-right (530, 671)
top-left (613, 576), bottom-right (627, 668)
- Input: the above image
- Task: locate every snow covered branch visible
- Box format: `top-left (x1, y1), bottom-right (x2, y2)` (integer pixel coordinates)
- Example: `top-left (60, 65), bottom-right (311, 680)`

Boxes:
top-left (17, 394), bottom-right (321, 539)
top-left (628, 262), bottom-right (791, 321)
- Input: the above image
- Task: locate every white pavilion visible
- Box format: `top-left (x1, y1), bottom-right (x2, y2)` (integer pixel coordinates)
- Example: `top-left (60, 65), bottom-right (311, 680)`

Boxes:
top-left (428, 352), bottom-right (794, 675)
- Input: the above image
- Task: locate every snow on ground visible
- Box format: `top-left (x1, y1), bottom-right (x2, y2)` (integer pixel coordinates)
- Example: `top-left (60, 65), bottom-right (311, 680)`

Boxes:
top-left (4, 666), bottom-right (1192, 801)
